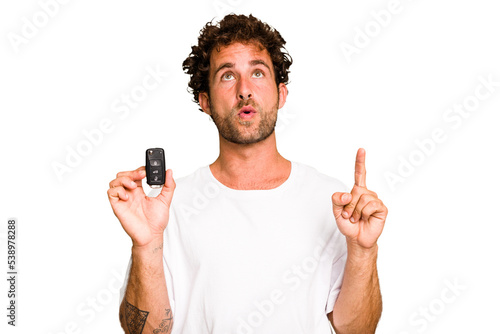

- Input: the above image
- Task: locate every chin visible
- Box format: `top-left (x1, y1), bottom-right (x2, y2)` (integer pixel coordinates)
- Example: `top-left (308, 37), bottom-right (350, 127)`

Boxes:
top-left (227, 128), bottom-right (276, 145)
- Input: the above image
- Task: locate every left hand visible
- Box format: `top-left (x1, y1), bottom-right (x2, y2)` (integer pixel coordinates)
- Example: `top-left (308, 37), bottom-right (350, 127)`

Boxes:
top-left (332, 148), bottom-right (388, 250)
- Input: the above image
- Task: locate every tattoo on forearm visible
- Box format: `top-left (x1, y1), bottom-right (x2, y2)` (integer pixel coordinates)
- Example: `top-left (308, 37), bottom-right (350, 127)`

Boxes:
top-left (153, 309), bottom-right (173, 334)
top-left (153, 244), bottom-right (163, 254)
top-left (124, 300), bottom-right (149, 334)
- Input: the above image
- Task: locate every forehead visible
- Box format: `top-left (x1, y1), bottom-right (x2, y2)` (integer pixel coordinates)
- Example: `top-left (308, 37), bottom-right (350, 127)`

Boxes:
top-left (209, 42), bottom-right (272, 69)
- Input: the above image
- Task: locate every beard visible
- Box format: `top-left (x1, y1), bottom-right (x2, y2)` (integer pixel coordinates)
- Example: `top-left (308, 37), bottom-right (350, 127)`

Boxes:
top-left (209, 97), bottom-right (279, 145)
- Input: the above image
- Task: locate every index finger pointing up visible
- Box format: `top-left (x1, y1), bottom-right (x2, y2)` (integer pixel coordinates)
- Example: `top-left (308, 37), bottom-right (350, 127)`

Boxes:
top-left (354, 148), bottom-right (367, 187)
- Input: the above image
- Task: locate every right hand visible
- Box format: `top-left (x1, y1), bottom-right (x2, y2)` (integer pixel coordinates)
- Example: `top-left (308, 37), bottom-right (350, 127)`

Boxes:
top-left (107, 166), bottom-right (176, 248)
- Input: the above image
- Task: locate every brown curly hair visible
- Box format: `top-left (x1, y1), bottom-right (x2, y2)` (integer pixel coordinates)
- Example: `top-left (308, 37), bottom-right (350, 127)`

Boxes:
top-left (182, 14), bottom-right (293, 111)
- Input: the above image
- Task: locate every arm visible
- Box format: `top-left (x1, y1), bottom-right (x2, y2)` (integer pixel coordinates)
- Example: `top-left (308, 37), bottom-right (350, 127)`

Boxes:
top-left (328, 244), bottom-right (381, 334)
top-left (119, 238), bottom-right (173, 334)
top-left (107, 167), bottom-right (176, 333)
top-left (330, 149), bottom-right (387, 333)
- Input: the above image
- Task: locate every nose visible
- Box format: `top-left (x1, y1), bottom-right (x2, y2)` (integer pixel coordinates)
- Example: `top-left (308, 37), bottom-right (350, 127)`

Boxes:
top-left (237, 77), bottom-right (253, 101)
top-left (239, 92), bottom-right (252, 101)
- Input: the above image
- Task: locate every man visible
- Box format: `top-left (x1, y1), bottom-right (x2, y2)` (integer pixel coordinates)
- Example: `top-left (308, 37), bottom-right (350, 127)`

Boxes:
top-left (108, 14), bottom-right (388, 334)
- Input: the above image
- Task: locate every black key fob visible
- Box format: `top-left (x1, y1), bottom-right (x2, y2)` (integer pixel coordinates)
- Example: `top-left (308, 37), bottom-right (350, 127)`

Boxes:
top-left (146, 148), bottom-right (165, 188)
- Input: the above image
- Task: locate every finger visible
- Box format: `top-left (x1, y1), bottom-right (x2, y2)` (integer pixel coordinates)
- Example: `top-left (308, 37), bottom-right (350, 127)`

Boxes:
top-left (109, 176), bottom-right (138, 190)
top-left (107, 186), bottom-right (129, 201)
top-left (157, 169), bottom-right (176, 206)
top-left (360, 199), bottom-right (386, 222)
top-left (116, 166), bottom-right (146, 181)
top-left (332, 192), bottom-right (352, 220)
top-left (361, 200), bottom-right (387, 222)
top-left (341, 185), bottom-right (362, 219)
top-left (354, 148), bottom-right (366, 188)
top-left (343, 187), bottom-right (378, 220)
top-left (350, 193), bottom-right (377, 223)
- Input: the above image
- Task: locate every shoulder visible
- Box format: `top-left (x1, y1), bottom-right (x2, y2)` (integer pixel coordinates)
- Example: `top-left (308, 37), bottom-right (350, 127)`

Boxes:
top-left (173, 165), bottom-right (208, 189)
top-left (292, 161), bottom-right (350, 194)
top-left (170, 165), bottom-right (218, 205)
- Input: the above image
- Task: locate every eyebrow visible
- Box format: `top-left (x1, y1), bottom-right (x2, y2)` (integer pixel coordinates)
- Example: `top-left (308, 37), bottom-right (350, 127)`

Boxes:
top-left (213, 59), bottom-right (272, 78)
top-left (213, 62), bottom-right (234, 78)
top-left (249, 59), bottom-right (272, 72)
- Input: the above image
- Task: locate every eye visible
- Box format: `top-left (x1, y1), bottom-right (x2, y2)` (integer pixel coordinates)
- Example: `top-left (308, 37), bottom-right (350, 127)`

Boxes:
top-left (222, 72), bottom-right (234, 81)
top-left (253, 70), bottom-right (264, 78)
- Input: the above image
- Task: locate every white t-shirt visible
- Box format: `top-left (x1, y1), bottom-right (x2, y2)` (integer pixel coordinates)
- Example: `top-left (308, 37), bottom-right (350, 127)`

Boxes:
top-left (120, 161), bottom-right (348, 334)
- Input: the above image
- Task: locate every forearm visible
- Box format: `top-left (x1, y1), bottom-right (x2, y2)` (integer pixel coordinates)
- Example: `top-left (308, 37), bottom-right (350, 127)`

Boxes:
top-left (120, 238), bottom-right (173, 334)
top-left (331, 243), bottom-right (382, 334)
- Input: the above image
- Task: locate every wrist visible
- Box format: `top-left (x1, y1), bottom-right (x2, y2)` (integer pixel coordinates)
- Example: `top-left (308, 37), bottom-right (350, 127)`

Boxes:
top-left (130, 237), bottom-right (164, 278)
top-left (132, 236), bottom-right (164, 257)
top-left (346, 241), bottom-right (378, 261)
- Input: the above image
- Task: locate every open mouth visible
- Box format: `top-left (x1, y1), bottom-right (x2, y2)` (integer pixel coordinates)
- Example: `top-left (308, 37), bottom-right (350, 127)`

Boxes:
top-left (238, 106), bottom-right (257, 119)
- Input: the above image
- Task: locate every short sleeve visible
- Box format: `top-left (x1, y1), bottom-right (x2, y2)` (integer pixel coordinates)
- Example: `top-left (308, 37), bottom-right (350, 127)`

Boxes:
top-left (163, 249), bottom-right (176, 314)
top-left (119, 256), bottom-right (132, 305)
top-left (325, 180), bottom-right (349, 314)
top-left (325, 248), bottom-right (347, 313)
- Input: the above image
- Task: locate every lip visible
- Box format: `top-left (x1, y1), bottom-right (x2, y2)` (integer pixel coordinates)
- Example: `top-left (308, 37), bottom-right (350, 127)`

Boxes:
top-left (238, 105), bottom-right (257, 120)
top-left (238, 105), bottom-right (257, 115)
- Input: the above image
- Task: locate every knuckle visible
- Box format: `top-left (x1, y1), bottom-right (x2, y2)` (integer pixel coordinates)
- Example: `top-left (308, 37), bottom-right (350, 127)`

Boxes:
top-left (363, 193), bottom-right (373, 200)
top-left (364, 200), bottom-right (377, 211)
top-left (344, 202), bottom-right (355, 211)
top-left (107, 189), bottom-right (116, 199)
top-left (361, 193), bottom-right (376, 203)
top-left (121, 176), bottom-right (133, 186)
top-left (363, 202), bottom-right (376, 214)
top-left (351, 185), bottom-right (362, 195)
top-left (357, 192), bottom-right (367, 201)
top-left (355, 196), bottom-right (367, 208)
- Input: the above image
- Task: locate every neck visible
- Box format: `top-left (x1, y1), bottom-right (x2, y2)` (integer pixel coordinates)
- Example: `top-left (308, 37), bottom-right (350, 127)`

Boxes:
top-left (210, 131), bottom-right (291, 190)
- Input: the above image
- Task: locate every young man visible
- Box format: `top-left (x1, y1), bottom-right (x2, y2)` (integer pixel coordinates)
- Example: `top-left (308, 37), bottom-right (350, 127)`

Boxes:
top-left (108, 14), bottom-right (388, 334)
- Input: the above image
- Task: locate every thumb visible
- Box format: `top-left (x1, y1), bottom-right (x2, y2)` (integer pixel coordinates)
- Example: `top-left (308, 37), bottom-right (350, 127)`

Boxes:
top-left (157, 169), bottom-right (176, 206)
top-left (332, 192), bottom-right (351, 220)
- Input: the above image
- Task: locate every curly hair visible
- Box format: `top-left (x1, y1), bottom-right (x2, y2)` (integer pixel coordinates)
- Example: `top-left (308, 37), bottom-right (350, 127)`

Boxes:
top-left (182, 14), bottom-right (293, 111)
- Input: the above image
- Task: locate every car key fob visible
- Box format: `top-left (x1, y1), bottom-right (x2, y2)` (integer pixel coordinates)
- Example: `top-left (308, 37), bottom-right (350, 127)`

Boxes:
top-left (146, 148), bottom-right (165, 188)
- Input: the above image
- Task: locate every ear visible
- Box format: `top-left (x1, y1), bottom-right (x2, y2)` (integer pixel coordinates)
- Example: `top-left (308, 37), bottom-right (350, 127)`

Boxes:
top-left (277, 83), bottom-right (288, 109)
top-left (199, 92), bottom-right (211, 115)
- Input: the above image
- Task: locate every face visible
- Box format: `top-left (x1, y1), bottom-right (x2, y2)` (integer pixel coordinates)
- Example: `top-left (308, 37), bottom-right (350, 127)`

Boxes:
top-left (199, 42), bottom-right (287, 145)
